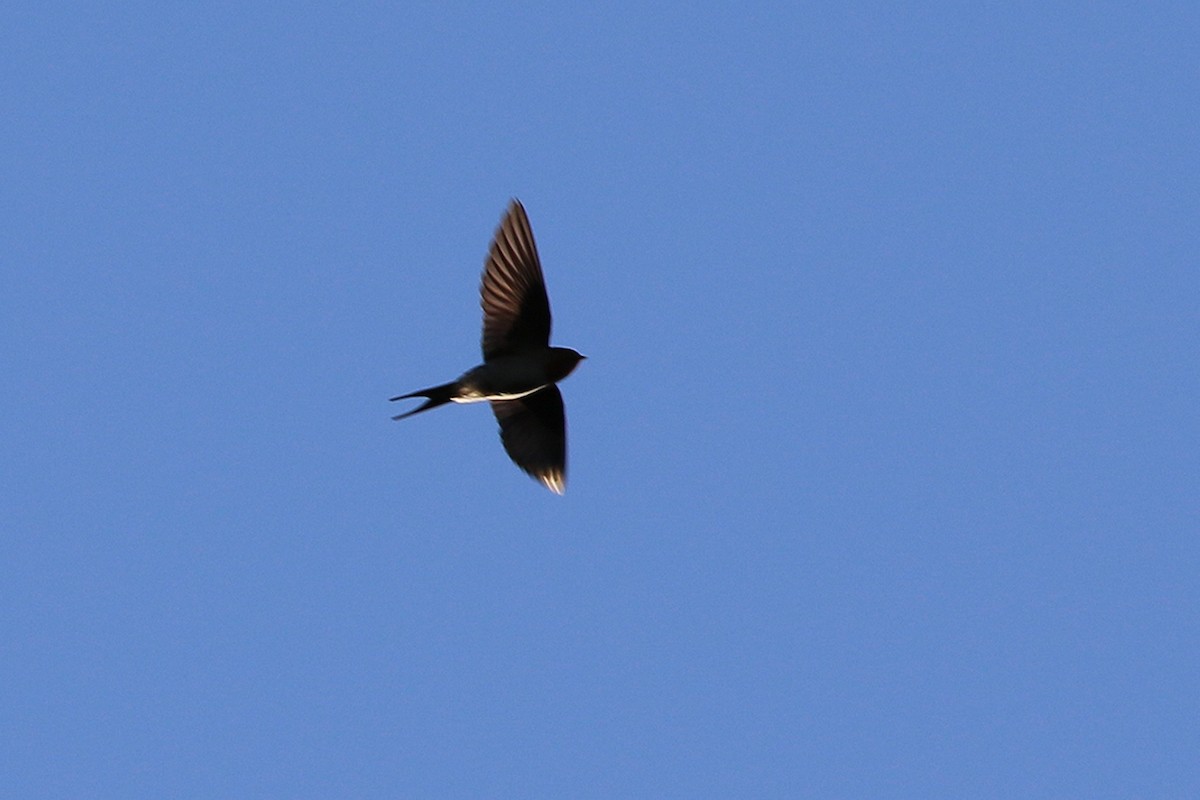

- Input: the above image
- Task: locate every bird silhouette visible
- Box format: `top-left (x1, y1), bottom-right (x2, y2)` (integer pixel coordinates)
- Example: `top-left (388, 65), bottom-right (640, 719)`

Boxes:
top-left (391, 200), bottom-right (585, 494)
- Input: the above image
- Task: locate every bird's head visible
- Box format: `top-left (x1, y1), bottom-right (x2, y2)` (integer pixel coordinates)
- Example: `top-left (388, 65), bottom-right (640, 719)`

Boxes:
top-left (548, 347), bottom-right (587, 382)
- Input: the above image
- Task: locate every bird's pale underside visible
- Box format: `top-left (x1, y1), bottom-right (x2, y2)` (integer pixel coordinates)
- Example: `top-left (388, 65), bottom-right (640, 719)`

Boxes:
top-left (390, 201), bottom-right (584, 494)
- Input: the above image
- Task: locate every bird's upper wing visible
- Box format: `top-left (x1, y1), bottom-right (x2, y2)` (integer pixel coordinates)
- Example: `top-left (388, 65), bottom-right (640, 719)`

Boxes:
top-left (480, 200), bottom-right (552, 361)
top-left (490, 386), bottom-right (566, 494)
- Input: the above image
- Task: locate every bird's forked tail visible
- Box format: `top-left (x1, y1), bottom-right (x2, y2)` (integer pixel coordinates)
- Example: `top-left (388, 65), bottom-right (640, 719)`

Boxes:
top-left (389, 381), bottom-right (457, 420)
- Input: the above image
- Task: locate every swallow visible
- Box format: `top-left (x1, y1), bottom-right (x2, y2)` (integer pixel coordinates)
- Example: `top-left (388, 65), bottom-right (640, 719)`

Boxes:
top-left (391, 200), bottom-right (585, 494)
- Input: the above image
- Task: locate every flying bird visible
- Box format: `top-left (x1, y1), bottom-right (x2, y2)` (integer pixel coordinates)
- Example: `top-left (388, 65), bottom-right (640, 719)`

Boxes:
top-left (390, 200), bottom-right (585, 494)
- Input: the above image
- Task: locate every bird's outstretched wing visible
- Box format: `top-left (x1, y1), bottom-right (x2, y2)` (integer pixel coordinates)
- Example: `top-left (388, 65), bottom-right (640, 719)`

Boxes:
top-left (490, 386), bottom-right (566, 494)
top-left (480, 200), bottom-right (552, 361)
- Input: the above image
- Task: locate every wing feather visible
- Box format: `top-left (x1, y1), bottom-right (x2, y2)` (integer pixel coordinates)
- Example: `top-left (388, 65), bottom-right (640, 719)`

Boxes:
top-left (490, 386), bottom-right (566, 494)
top-left (480, 200), bottom-right (552, 360)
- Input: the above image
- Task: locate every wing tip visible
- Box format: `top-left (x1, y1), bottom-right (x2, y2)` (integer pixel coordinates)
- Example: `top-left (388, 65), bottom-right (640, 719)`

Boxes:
top-left (539, 471), bottom-right (566, 495)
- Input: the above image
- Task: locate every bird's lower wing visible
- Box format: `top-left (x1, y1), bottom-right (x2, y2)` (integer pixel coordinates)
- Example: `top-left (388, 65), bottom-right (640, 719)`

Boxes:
top-left (490, 386), bottom-right (566, 494)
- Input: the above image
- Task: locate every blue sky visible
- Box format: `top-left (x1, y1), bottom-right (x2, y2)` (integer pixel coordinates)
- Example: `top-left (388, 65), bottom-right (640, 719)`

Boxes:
top-left (3, 2), bottom-right (1196, 796)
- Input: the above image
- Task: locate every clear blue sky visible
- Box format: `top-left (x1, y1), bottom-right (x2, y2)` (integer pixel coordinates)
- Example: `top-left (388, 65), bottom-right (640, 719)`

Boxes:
top-left (3, 2), bottom-right (1196, 797)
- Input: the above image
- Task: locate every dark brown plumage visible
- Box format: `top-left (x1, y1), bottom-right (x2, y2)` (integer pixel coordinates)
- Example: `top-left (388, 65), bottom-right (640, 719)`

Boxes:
top-left (391, 200), bottom-right (584, 494)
